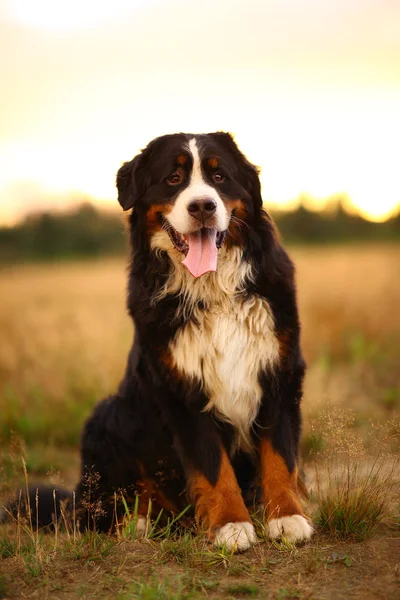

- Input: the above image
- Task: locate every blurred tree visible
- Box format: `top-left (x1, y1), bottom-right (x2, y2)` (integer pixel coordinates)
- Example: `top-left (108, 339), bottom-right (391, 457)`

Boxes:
top-left (0, 199), bottom-right (398, 264)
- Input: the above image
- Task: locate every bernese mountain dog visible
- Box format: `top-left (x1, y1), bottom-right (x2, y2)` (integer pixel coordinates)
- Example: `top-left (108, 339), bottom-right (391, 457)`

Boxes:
top-left (6, 132), bottom-right (313, 551)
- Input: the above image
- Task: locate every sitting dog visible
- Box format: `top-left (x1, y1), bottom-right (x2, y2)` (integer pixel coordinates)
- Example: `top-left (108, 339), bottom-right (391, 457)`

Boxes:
top-left (5, 132), bottom-right (313, 551)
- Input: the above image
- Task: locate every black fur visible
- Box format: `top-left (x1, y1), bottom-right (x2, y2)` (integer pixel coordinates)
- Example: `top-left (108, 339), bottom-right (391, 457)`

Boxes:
top-left (1, 486), bottom-right (71, 530)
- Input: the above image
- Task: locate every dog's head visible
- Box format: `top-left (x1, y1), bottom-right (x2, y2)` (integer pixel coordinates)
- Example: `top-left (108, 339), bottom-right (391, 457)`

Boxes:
top-left (117, 132), bottom-right (263, 277)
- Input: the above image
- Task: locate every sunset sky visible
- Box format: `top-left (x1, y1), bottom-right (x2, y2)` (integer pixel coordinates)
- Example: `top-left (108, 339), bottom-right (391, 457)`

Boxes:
top-left (1, 0), bottom-right (399, 224)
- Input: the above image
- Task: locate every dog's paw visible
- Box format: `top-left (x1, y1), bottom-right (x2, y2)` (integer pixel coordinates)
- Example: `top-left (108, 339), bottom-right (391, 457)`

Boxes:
top-left (214, 521), bottom-right (257, 552)
top-left (133, 515), bottom-right (148, 537)
top-left (266, 515), bottom-right (313, 543)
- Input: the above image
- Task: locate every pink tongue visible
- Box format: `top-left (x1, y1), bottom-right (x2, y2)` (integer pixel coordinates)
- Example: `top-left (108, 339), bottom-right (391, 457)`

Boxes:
top-left (182, 228), bottom-right (218, 278)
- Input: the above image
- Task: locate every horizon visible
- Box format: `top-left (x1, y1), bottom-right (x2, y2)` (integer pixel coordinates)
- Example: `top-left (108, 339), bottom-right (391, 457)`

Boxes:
top-left (1, 0), bottom-right (400, 225)
top-left (2, 192), bottom-right (399, 231)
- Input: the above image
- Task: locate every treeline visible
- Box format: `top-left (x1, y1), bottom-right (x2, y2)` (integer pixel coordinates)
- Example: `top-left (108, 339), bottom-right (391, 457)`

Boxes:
top-left (0, 204), bottom-right (127, 263)
top-left (274, 202), bottom-right (400, 244)
top-left (0, 201), bottom-right (399, 263)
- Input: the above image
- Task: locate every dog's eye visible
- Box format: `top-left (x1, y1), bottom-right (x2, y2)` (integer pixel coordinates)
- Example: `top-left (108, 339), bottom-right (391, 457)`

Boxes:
top-left (213, 172), bottom-right (225, 183)
top-left (167, 172), bottom-right (183, 185)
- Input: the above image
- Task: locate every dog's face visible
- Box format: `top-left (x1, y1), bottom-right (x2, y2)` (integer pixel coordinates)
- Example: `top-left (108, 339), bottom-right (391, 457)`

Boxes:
top-left (117, 132), bottom-right (263, 277)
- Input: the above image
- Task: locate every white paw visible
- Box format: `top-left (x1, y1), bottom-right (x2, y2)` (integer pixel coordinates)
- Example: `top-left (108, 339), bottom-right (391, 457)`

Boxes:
top-left (267, 515), bottom-right (313, 543)
top-left (133, 515), bottom-right (147, 537)
top-left (214, 521), bottom-right (257, 552)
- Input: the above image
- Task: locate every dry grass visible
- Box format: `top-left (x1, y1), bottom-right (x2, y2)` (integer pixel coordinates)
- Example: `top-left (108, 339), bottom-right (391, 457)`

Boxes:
top-left (0, 244), bottom-right (400, 599)
top-left (0, 245), bottom-right (398, 450)
top-left (309, 408), bottom-right (399, 539)
top-left (1, 508), bottom-right (399, 599)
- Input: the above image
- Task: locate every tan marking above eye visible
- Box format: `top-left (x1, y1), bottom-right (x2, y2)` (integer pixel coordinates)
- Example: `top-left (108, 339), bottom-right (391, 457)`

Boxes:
top-left (177, 154), bottom-right (187, 165)
top-left (208, 157), bottom-right (219, 168)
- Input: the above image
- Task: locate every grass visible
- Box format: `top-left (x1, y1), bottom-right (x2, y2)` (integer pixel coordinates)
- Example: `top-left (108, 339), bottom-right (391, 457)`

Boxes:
top-left (276, 589), bottom-right (303, 599)
top-left (1, 443), bottom-right (398, 599)
top-left (309, 408), bottom-right (400, 540)
top-left (0, 537), bottom-right (18, 558)
top-left (118, 577), bottom-right (197, 600)
top-left (120, 494), bottom-right (193, 542)
top-left (62, 530), bottom-right (115, 561)
top-left (315, 453), bottom-right (399, 540)
top-left (0, 576), bottom-right (8, 599)
top-left (0, 246), bottom-right (399, 454)
top-left (1, 501), bottom-right (399, 598)
top-left (0, 245), bottom-right (400, 598)
top-left (226, 583), bottom-right (259, 596)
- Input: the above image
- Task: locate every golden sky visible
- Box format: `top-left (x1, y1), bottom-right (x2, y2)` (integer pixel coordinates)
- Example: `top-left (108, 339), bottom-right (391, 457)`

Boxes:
top-left (1, 0), bottom-right (399, 224)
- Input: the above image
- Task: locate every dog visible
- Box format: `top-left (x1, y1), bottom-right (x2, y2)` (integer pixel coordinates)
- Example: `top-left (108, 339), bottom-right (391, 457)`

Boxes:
top-left (4, 132), bottom-right (313, 550)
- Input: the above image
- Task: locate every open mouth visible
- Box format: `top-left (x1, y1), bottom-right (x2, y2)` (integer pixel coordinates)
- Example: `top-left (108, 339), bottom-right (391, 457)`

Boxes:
top-left (165, 221), bottom-right (227, 278)
top-left (166, 224), bottom-right (227, 255)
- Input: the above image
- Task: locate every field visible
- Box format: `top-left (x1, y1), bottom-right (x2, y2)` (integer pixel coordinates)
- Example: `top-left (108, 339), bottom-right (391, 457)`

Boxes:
top-left (0, 245), bottom-right (399, 599)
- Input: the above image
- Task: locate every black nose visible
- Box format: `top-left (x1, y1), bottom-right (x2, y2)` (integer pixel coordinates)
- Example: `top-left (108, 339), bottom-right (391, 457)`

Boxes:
top-left (187, 198), bottom-right (217, 222)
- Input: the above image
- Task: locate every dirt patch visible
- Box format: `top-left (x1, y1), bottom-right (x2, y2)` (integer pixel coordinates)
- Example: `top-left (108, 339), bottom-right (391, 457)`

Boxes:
top-left (1, 529), bottom-right (399, 599)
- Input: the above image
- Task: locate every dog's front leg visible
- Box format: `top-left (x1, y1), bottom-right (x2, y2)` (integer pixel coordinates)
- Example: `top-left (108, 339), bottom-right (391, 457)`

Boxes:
top-left (187, 444), bottom-right (256, 551)
top-left (259, 438), bottom-right (313, 542)
top-left (163, 399), bottom-right (256, 551)
top-left (256, 369), bottom-right (313, 543)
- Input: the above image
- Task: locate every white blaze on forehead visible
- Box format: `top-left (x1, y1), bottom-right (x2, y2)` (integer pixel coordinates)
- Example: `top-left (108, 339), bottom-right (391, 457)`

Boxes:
top-left (188, 138), bottom-right (203, 186)
top-left (167, 137), bottom-right (229, 234)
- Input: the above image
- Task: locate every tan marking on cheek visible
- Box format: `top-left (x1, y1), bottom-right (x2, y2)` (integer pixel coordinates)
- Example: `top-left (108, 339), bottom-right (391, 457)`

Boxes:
top-left (146, 203), bottom-right (172, 233)
top-left (208, 157), bottom-right (219, 168)
top-left (187, 448), bottom-right (251, 538)
top-left (225, 198), bottom-right (247, 216)
top-left (223, 199), bottom-right (248, 248)
top-left (260, 440), bottom-right (303, 521)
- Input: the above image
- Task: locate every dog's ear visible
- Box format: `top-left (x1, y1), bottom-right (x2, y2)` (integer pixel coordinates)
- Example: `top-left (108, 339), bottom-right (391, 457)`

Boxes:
top-left (116, 154), bottom-right (144, 211)
top-left (243, 162), bottom-right (263, 209)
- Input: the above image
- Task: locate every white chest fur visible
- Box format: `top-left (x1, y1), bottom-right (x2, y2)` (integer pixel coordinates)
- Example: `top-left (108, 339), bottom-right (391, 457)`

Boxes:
top-left (169, 294), bottom-right (279, 449)
top-left (150, 231), bottom-right (280, 450)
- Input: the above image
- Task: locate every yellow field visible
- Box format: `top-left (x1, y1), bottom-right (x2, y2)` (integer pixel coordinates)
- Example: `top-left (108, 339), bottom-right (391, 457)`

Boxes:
top-left (1, 245), bottom-right (399, 448)
top-left (0, 245), bottom-right (399, 600)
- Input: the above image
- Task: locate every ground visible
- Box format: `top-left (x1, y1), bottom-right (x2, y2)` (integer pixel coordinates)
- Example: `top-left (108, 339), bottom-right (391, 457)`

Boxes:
top-left (1, 527), bottom-right (399, 599)
top-left (0, 245), bottom-right (399, 599)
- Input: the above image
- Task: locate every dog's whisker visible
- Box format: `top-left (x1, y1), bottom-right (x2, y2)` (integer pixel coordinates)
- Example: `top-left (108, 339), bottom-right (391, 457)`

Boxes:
top-left (230, 215), bottom-right (250, 230)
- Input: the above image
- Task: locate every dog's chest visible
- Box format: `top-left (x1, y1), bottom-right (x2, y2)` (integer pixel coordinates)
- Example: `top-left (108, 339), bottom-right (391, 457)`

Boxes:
top-left (169, 294), bottom-right (280, 447)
